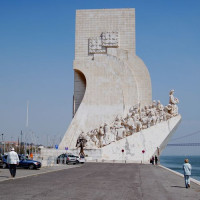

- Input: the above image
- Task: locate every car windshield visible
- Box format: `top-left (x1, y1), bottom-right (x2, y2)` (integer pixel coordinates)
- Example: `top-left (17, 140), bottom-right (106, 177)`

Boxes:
top-left (19, 155), bottom-right (26, 160)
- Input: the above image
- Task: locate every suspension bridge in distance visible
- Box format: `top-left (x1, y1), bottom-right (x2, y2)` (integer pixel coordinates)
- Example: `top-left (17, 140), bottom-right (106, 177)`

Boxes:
top-left (167, 130), bottom-right (200, 147)
top-left (168, 143), bottom-right (200, 146)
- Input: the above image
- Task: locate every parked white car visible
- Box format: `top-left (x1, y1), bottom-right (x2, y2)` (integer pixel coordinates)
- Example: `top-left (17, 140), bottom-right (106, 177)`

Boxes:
top-left (77, 155), bottom-right (85, 164)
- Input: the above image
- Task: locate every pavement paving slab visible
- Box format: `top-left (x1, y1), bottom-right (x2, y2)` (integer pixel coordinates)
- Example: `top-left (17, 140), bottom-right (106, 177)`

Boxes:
top-left (0, 163), bottom-right (199, 200)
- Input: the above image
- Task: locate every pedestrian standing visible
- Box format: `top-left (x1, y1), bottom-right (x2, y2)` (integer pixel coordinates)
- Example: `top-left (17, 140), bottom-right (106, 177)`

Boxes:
top-left (30, 152), bottom-right (33, 160)
top-left (7, 147), bottom-right (19, 178)
top-left (183, 159), bottom-right (192, 188)
top-left (152, 156), bottom-right (154, 165)
top-left (155, 155), bottom-right (158, 165)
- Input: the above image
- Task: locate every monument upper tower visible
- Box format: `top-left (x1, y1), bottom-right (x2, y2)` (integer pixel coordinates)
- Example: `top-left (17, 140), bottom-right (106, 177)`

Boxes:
top-left (75, 9), bottom-right (135, 59)
top-left (59, 8), bottom-right (152, 150)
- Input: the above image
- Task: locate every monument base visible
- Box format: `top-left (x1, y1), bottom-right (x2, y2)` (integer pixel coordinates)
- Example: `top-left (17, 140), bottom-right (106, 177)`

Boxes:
top-left (41, 115), bottom-right (181, 165)
top-left (80, 115), bottom-right (181, 163)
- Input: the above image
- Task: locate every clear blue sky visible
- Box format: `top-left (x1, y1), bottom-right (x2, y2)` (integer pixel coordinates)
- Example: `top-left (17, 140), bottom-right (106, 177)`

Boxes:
top-left (0, 0), bottom-right (200, 155)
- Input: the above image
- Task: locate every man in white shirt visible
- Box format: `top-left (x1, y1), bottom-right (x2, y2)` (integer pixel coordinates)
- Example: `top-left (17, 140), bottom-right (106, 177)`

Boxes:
top-left (7, 147), bottom-right (19, 178)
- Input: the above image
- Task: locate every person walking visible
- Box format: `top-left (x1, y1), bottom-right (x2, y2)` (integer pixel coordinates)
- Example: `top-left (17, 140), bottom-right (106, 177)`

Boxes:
top-left (155, 155), bottom-right (158, 165)
top-left (30, 152), bottom-right (33, 160)
top-left (7, 147), bottom-right (19, 178)
top-left (183, 159), bottom-right (192, 188)
top-left (151, 156), bottom-right (154, 165)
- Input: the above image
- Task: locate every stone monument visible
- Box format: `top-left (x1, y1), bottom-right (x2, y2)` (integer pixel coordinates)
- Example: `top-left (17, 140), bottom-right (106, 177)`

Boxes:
top-left (58, 9), bottom-right (181, 163)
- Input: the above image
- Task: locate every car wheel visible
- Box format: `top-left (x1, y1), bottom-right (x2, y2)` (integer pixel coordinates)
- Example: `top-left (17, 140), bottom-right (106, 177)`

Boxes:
top-left (29, 164), bottom-right (34, 170)
top-left (2, 163), bottom-right (7, 169)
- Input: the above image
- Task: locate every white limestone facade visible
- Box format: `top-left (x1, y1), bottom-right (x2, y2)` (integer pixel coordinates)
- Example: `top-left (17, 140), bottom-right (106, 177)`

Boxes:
top-left (59, 8), bottom-right (152, 150)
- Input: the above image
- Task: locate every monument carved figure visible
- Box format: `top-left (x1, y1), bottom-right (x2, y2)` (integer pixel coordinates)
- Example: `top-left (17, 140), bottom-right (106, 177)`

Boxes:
top-left (76, 90), bottom-right (180, 149)
top-left (169, 89), bottom-right (179, 116)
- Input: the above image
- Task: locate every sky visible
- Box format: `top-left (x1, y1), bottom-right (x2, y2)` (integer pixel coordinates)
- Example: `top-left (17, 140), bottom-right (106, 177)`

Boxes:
top-left (0, 0), bottom-right (200, 155)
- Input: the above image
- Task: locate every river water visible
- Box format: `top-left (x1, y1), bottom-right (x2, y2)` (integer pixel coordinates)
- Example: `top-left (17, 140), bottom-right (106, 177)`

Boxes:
top-left (160, 155), bottom-right (200, 182)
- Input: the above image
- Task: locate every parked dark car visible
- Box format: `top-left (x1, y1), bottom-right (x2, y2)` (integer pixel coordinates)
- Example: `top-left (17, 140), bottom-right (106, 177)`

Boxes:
top-left (0, 155), bottom-right (7, 169)
top-left (57, 153), bottom-right (79, 165)
top-left (18, 155), bottom-right (41, 169)
top-left (0, 154), bottom-right (41, 169)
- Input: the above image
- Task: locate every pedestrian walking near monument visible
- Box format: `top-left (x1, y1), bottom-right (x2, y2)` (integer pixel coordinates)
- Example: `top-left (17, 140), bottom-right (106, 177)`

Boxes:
top-left (155, 155), bottom-right (158, 165)
top-left (151, 156), bottom-right (154, 165)
top-left (7, 147), bottom-right (19, 178)
top-left (183, 159), bottom-right (192, 188)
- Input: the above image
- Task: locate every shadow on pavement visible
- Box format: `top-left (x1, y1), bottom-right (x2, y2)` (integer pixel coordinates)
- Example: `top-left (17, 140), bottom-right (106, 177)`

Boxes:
top-left (171, 186), bottom-right (186, 188)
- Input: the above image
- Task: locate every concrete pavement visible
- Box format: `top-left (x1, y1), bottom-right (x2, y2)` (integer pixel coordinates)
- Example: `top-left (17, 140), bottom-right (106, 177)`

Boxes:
top-left (0, 164), bottom-right (80, 182)
top-left (0, 163), bottom-right (200, 200)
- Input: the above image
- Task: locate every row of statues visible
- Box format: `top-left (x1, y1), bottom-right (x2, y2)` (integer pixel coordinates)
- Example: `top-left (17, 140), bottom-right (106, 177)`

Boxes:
top-left (76, 90), bottom-right (179, 149)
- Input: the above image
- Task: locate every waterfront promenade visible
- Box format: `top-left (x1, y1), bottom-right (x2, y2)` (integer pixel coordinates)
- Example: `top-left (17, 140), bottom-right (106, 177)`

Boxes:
top-left (0, 163), bottom-right (200, 200)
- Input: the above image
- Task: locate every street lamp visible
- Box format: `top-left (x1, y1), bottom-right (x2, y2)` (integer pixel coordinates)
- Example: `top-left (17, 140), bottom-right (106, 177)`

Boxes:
top-left (1, 134), bottom-right (3, 154)
top-left (36, 136), bottom-right (39, 155)
top-left (20, 130), bottom-right (23, 154)
top-left (1, 133), bottom-right (5, 155)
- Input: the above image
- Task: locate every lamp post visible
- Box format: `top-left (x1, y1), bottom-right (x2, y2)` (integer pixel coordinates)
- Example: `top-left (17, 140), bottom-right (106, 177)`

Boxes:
top-left (20, 130), bottom-right (23, 154)
top-left (4, 135), bottom-right (5, 154)
top-left (24, 134), bottom-right (27, 157)
top-left (36, 136), bottom-right (39, 155)
top-left (1, 134), bottom-right (5, 155)
top-left (1, 134), bottom-right (3, 154)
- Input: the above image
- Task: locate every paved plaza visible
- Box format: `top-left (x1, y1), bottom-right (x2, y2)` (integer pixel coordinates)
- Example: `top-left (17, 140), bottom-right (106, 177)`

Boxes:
top-left (0, 163), bottom-right (200, 200)
top-left (0, 164), bottom-right (80, 182)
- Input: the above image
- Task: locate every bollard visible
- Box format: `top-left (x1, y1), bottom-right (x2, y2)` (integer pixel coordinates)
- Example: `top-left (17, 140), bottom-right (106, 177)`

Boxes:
top-left (54, 157), bottom-right (57, 165)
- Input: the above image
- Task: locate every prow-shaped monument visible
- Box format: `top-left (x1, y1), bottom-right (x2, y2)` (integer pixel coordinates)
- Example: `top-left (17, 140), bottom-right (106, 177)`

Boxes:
top-left (59, 9), bottom-right (181, 163)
